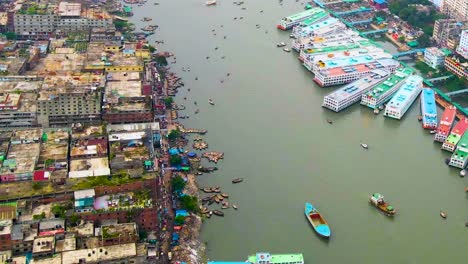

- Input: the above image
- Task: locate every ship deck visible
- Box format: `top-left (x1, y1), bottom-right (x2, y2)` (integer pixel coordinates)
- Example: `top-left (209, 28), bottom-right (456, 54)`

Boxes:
top-left (436, 106), bottom-right (457, 135)
top-left (421, 88), bottom-right (437, 124)
top-left (385, 76), bottom-right (423, 112)
top-left (363, 68), bottom-right (413, 100)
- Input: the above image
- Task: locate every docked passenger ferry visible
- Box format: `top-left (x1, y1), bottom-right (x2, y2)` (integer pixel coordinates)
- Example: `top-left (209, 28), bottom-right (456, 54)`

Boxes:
top-left (361, 67), bottom-right (414, 109)
top-left (420, 88), bottom-right (438, 129)
top-left (294, 29), bottom-right (360, 53)
top-left (277, 8), bottom-right (325, 30)
top-left (449, 131), bottom-right (468, 169)
top-left (313, 55), bottom-right (399, 87)
top-left (383, 75), bottom-right (423, 120)
top-left (291, 17), bottom-right (345, 39)
top-left (247, 252), bottom-right (304, 264)
top-left (322, 70), bottom-right (390, 112)
top-left (434, 105), bottom-right (457, 142)
top-left (299, 38), bottom-right (371, 63)
top-left (442, 118), bottom-right (468, 152)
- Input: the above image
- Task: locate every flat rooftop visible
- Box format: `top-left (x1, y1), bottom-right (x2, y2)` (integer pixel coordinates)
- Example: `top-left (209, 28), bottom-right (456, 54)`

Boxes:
top-left (55, 234), bottom-right (77, 253)
top-left (71, 125), bottom-right (105, 139)
top-left (39, 73), bottom-right (105, 100)
top-left (4, 143), bottom-right (40, 174)
top-left (0, 93), bottom-right (37, 113)
top-left (295, 17), bottom-right (341, 35)
top-left (31, 254), bottom-right (62, 264)
top-left (61, 243), bottom-right (136, 264)
top-left (32, 54), bottom-right (86, 74)
top-left (32, 236), bottom-right (55, 253)
top-left (67, 221), bottom-right (94, 237)
top-left (325, 70), bottom-right (390, 102)
top-left (0, 81), bottom-right (42, 93)
top-left (101, 223), bottom-right (137, 237)
top-left (12, 128), bottom-right (42, 141)
top-left (69, 157), bottom-right (110, 178)
top-left (316, 51), bottom-right (391, 69)
top-left (71, 138), bottom-right (108, 157)
top-left (39, 142), bottom-right (68, 162)
top-left (364, 68), bottom-right (413, 99)
top-left (421, 88), bottom-right (437, 116)
top-left (0, 220), bottom-right (12, 236)
top-left (58, 2), bottom-right (81, 17)
top-left (105, 80), bottom-right (142, 102)
top-left (0, 202), bottom-right (17, 220)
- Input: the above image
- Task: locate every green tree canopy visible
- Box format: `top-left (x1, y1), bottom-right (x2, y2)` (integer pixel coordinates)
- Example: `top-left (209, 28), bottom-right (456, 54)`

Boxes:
top-left (180, 195), bottom-right (198, 212)
top-left (175, 215), bottom-right (186, 225)
top-left (170, 155), bottom-right (182, 166)
top-left (164, 97), bottom-right (173, 108)
top-left (167, 129), bottom-right (181, 141)
top-left (171, 175), bottom-right (186, 191)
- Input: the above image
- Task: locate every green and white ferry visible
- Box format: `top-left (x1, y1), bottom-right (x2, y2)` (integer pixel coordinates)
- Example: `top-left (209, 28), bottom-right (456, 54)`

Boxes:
top-left (247, 252), bottom-right (304, 264)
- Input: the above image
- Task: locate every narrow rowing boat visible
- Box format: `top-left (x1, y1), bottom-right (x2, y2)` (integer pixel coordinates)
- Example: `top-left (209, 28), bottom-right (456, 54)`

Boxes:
top-left (304, 202), bottom-right (331, 238)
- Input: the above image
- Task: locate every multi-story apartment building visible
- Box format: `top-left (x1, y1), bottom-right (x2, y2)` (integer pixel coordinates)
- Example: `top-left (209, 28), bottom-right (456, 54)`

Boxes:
top-left (433, 19), bottom-right (468, 49)
top-left (37, 73), bottom-right (103, 127)
top-left (424, 47), bottom-right (451, 68)
top-left (444, 55), bottom-right (468, 78)
top-left (443, 0), bottom-right (468, 21)
top-left (456, 29), bottom-right (468, 59)
top-left (14, 2), bottom-right (113, 40)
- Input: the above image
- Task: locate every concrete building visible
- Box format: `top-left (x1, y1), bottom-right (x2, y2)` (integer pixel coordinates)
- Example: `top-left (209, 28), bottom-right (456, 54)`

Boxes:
top-left (424, 47), bottom-right (450, 68)
top-left (456, 29), bottom-right (468, 59)
top-left (444, 55), bottom-right (468, 78)
top-left (443, 0), bottom-right (468, 21)
top-left (98, 223), bottom-right (138, 246)
top-left (37, 73), bottom-right (103, 127)
top-left (10, 223), bottom-right (38, 256)
top-left (433, 19), bottom-right (468, 49)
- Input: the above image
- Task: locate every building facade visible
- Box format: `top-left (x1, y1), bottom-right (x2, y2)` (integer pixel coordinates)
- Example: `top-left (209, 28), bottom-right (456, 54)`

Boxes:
top-left (444, 56), bottom-right (468, 78)
top-left (456, 29), bottom-right (468, 59)
top-left (424, 47), bottom-right (447, 68)
top-left (433, 19), bottom-right (468, 49)
top-left (443, 0), bottom-right (468, 21)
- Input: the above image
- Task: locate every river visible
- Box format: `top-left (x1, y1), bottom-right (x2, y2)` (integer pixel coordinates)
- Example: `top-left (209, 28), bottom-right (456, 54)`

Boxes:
top-left (129, 1), bottom-right (467, 263)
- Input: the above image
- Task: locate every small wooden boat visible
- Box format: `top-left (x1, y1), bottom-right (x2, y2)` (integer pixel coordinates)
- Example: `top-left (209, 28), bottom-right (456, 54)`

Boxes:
top-left (209, 99), bottom-right (215, 105)
top-left (374, 109), bottom-right (379, 115)
top-left (206, 212), bottom-right (212, 218)
top-left (214, 197), bottom-right (220, 203)
top-left (213, 187), bottom-right (221, 193)
top-left (208, 199), bottom-right (215, 205)
top-left (360, 143), bottom-right (368, 149)
top-left (305, 202), bottom-right (331, 238)
top-left (213, 210), bottom-right (224, 216)
top-left (202, 188), bottom-right (213, 193)
top-left (465, 187), bottom-right (468, 192)
top-left (418, 116), bottom-right (423, 121)
top-left (221, 193), bottom-right (229, 198)
top-left (216, 194), bottom-right (224, 201)
top-left (370, 193), bottom-right (396, 216)
top-left (232, 178), bottom-right (244, 184)
top-left (460, 170), bottom-right (466, 177)
top-left (440, 211), bottom-right (447, 219)
top-left (283, 48), bottom-right (291, 52)
top-left (232, 204), bottom-right (238, 210)
top-left (326, 119), bottom-right (333, 124)
top-left (202, 197), bottom-right (212, 202)
top-left (221, 205), bottom-right (229, 209)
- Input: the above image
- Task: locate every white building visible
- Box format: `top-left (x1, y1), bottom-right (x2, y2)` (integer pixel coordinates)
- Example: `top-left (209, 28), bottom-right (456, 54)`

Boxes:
top-left (443, 0), bottom-right (468, 21)
top-left (424, 47), bottom-right (447, 68)
top-left (456, 29), bottom-right (468, 59)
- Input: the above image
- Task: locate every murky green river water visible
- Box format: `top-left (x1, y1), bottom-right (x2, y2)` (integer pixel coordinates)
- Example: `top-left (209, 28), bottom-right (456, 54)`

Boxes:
top-left (130, 0), bottom-right (467, 262)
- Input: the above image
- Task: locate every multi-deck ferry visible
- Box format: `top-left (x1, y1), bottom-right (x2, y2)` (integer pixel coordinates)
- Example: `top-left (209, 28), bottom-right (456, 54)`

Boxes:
top-left (442, 118), bottom-right (468, 152)
top-left (313, 55), bottom-right (399, 87)
top-left (361, 68), bottom-right (414, 109)
top-left (383, 75), bottom-right (423, 120)
top-left (322, 70), bottom-right (390, 112)
top-left (434, 105), bottom-right (457, 142)
top-left (291, 17), bottom-right (345, 39)
top-left (277, 8), bottom-right (325, 30)
top-left (293, 29), bottom-right (360, 52)
top-left (247, 252), bottom-right (304, 264)
top-left (449, 131), bottom-right (468, 169)
top-left (420, 88), bottom-right (438, 129)
top-left (299, 38), bottom-right (372, 63)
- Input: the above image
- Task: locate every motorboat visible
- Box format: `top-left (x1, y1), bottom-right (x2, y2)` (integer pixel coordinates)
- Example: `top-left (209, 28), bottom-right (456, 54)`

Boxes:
top-left (370, 193), bottom-right (396, 216)
top-left (232, 178), bottom-right (243, 183)
top-left (440, 211), bottom-right (447, 219)
top-left (277, 42), bottom-right (286, 47)
top-left (460, 170), bottom-right (466, 177)
top-left (305, 202), bottom-right (331, 238)
top-left (360, 143), bottom-right (368, 149)
top-left (209, 99), bottom-right (215, 105)
top-left (283, 48), bottom-right (291, 52)
top-left (206, 0), bottom-right (217, 6)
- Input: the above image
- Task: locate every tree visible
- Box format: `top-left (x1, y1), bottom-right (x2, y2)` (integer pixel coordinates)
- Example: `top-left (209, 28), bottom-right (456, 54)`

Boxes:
top-left (33, 212), bottom-right (46, 220)
top-left (32, 182), bottom-right (43, 191)
top-left (167, 129), bottom-right (181, 141)
top-left (52, 204), bottom-right (66, 218)
top-left (4, 32), bottom-right (16, 40)
top-left (170, 155), bottom-right (182, 166)
top-left (113, 20), bottom-right (128, 29)
top-left (417, 34), bottom-right (432, 47)
top-left (68, 214), bottom-right (81, 227)
top-left (398, 36), bottom-right (405, 43)
top-left (155, 56), bottom-right (168, 66)
top-left (139, 230), bottom-right (148, 240)
top-left (148, 46), bottom-right (156, 53)
top-left (171, 175), bottom-right (186, 191)
top-left (180, 195), bottom-right (198, 212)
top-left (174, 215), bottom-right (186, 225)
top-left (164, 97), bottom-right (173, 109)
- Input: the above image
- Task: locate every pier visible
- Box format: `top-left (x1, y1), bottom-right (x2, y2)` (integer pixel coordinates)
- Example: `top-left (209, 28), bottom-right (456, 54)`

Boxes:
top-left (359, 28), bottom-right (388, 36)
top-left (392, 49), bottom-right (426, 58)
top-left (446, 88), bottom-right (468, 97)
top-left (427, 75), bottom-right (453, 83)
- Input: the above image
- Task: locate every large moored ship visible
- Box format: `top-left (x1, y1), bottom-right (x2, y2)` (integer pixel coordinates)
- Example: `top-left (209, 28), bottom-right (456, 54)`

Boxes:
top-left (434, 105), bottom-right (457, 142)
top-left (442, 118), bottom-right (468, 152)
top-left (322, 70), bottom-right (390, 112)
top-left (247, 252), bottom-right (304, 264)
top-left (448, 131), bottom-right (468, 169)
top-left (383, 75), bottom-right (423, 120)
top-left (277, 8), bottom-right (325, 30)
top-left (292, 17), bottom-right (345, 39)
top-left (293, 29), bottom-right (360, 52)
top-left (361, 67), bottom-right (413, 109)
top-left (420, 88), bottom-right (438, 129)
top-left (313, 55), bottom-right (399, 87)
